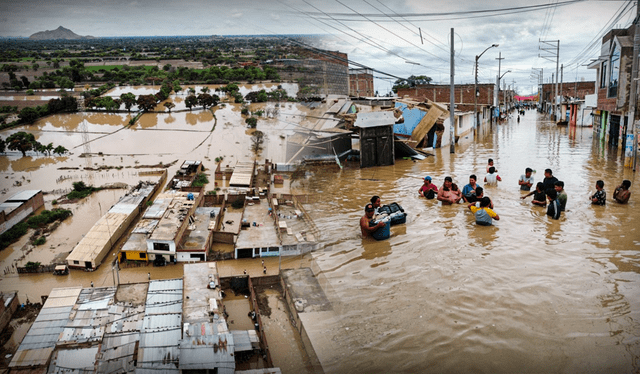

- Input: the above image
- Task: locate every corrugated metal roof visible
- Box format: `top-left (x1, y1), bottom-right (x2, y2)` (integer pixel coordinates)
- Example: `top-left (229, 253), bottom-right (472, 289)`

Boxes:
top-left (179, 332), bottom-right (235, 370)
top-left (4, 190), bottom-right (41, 202)
top-left (231, 330), bottom-right (260, 352)
top-left (9, 288), bottom-right (81, 368)
top-left (66, 212), bottom-right (131, 265)
top-left (136, 278), bottom-right (183, 373)
top-left (229, 161), bottom-right (254, 187)
top-left (354, 111), bottom-right (395, 128)
top-left (144, 197), bottom-right (172, 219)
top-left (48, 347), bottom-right (99, 374)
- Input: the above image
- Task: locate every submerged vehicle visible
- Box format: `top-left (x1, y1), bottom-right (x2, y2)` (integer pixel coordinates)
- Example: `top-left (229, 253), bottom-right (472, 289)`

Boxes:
top-left (53, 264), bottom-right (69, 275)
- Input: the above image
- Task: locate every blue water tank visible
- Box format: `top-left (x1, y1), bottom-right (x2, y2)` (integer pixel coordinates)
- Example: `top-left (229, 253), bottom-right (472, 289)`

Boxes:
top-left (187, 193), bottom-right (194, 200)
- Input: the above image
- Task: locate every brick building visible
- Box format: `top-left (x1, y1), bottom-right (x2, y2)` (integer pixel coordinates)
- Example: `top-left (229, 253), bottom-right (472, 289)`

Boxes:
top-left (588, 24), bottom-right (637, 148)
top-left (349, 68), bottom-right (374, 97)
top-left (274, 48), bottom-right (349, 97)
top-left (0, 190), bottom-right (44, 235)
top-left (397, 83), bottom-right (498, 111)
top-left (397, 83), bottom-right (511, 125)
top-left (540, 81), bottom-right (596, 103)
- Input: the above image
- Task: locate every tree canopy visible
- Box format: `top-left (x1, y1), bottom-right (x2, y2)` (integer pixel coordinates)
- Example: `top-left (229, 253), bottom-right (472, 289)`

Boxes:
top-left (392, 75), bottom-right (433, 93)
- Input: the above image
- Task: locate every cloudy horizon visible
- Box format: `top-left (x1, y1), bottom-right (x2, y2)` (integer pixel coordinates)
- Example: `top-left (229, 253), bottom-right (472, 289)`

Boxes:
top-left (1, 0), bottom-right (634, 95)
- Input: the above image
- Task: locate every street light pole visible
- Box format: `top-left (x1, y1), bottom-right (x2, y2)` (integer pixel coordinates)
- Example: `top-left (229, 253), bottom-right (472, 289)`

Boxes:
top-left (474, 44), bottom-right (499, 131)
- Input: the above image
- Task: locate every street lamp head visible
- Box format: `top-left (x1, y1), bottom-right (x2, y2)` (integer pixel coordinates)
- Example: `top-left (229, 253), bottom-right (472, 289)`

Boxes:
top-left (492, 44), bottom-right (499, 48)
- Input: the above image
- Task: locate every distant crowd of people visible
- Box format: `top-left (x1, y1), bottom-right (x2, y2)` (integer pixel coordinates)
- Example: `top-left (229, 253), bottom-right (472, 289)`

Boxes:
top-left (416, 158), bottom-right (632, 226)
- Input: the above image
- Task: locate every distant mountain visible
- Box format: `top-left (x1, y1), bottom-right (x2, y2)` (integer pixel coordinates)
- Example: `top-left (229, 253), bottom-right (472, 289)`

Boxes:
top-left (29, 26), bottom-right (95, 40)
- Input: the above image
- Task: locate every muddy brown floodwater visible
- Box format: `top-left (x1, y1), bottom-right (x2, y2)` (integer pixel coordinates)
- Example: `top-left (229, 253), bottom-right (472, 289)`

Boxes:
top-left (1, 97), bottom-right (638, 373)
top-left (304, 111), bottom-right (640, 373)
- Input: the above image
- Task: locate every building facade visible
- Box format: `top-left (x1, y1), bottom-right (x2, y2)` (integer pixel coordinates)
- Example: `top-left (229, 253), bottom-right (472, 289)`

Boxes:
top-left (349, 68), bottom-right (374, 97)
top-left (588, 25), bottom-right (637, 148)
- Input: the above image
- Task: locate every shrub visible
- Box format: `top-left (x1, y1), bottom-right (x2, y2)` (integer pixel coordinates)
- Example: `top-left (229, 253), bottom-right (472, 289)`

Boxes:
top-left (231, 199), bottom-right (244, 209)
top-left (33, 236), bottom-right (46, 246)
top-left (192, 173), bottom-right (209, 187)
top-left (25, 261), bottom-right (41, 269)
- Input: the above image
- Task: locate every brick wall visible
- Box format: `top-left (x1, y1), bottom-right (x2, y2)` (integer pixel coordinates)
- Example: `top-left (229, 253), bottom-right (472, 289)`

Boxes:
top-left (349, 73), bottom-right (374, 96)
top-left (541, 81), bottom-right (596, 101)
top-left (597, 88), bottom-right (618, 112)
top-left (397, 84), bottom-right (495, 106)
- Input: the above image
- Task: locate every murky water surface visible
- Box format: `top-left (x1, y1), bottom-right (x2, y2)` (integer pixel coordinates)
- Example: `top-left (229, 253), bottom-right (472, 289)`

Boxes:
top-left (1, 104), bottom-right (638, 373)
top-left (306, 112), bottom-right (640, 373)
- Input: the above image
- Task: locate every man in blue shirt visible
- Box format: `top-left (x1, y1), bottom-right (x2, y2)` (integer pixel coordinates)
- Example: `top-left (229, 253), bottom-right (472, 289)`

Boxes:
top-left (462, 174), bottom-right (481, 203)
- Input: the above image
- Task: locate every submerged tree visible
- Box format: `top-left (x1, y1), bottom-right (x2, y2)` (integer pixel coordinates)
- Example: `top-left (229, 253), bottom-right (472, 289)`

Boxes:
top-left (185, 95), bottom-right (198, 111)
top-left (6, 132), bottom-right (36, 157)
top-left (250, 130), bottom-right (265, 155)
top-left (136, 95), bottom-right (157, 112)
top-left (163, 102), bottom-right (175, 113)
top-left (53, 145), bottom-right (68, 156)
top-left (120, 92), bottom-right (136, 112)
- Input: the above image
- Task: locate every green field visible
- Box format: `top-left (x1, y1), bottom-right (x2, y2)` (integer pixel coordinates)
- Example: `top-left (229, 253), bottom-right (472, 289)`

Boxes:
top-left (84, 65), bottom-right (124, 72)
top-left (84, 65), bottom-right (160, 73)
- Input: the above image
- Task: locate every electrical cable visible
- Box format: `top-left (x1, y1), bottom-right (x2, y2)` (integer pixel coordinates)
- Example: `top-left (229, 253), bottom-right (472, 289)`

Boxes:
top-left (304, 0), bottom-right (588, 21)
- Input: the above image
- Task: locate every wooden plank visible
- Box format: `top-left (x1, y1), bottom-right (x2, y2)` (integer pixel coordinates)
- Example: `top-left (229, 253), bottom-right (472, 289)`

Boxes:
top-left (410, 104), bottom-right (446, 142)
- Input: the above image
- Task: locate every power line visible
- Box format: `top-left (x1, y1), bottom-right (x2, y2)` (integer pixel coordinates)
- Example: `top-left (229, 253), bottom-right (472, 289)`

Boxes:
top-left (372, 0), bottom-right (451, 54)
top-left (564, 0), bottom-right (634, 67)
top-left (300, 0), bottom-right (413, 64)
top-left (303, 0), bottom-right (588, 21)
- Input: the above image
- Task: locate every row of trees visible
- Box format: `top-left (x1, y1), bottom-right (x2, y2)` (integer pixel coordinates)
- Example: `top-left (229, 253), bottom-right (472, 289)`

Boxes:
top-left (1, 95), bottom-right (78, 131)
top-left (1, 132), bottom-right (68, 157)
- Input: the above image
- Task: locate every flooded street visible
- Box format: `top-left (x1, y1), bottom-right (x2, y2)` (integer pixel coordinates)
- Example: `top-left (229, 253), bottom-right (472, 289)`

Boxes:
top-left (0, 100), bottom-right (638, 373)
top-left (304, 110), bottom-right (640, 373)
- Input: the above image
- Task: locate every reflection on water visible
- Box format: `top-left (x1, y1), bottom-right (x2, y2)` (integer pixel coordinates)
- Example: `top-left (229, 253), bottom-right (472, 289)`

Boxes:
top-left (1, 103), bottom-right (638, 372)
top-left (305, 112), bottom-right (640, 373)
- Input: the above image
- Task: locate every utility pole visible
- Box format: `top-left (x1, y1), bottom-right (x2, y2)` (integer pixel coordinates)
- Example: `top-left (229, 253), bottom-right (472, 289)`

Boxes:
top-left (450, 28), bottom-right (455, 153)
top-left (560, 64), bottom-right (564, 119)
top-left (628, 4), bottom-right (640, 170)
top-left (474, 44), bottom-right (498, 131)
top-left (539, 40), bottom-right (560, 119)
top-left (496, 52), bottom-right (504, 115)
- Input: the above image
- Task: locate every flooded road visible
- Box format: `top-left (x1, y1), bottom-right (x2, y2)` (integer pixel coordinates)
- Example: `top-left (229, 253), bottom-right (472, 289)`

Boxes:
top-left (304, 111), bottom-right (639, 373)
top-left (1, 93), bottom-right (638, 373)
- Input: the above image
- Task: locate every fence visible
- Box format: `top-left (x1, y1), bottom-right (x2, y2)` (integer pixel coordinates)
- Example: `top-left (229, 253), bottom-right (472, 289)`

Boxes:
top-left (17, 264), bottom-right (56, 274)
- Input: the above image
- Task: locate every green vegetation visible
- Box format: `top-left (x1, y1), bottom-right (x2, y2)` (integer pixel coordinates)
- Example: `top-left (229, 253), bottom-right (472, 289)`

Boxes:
top-left (0, 96), bottom-right (78, 131)
top-left (206, 190), bottom-right (217, 195)
top-left (0, 208), bottom-right (72, 250)
top-left (192, 173), bottom-right (209, 187)
top-left (66, 181), bottom-right (101, 200)
top-left (24, 261), bottom-right (41, 269)
top-left (251, 130), bottom-right (265, 155)
top-left (33, 236), bottom-right (46, 246)
top-left (245, 117), bottom-right (258, 129)
top-left (392, 75), bottom-right (433, 93)
top-left (26, 208), bottom-right (73, 228)
top-left (5, 131), bottom-right (68, 157)
top-left (84, 65), bottom-right (124, 72)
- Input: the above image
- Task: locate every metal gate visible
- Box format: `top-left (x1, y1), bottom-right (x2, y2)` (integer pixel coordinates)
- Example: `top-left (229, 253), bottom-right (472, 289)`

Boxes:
top-left (609, 115), bottom-right (620, 147)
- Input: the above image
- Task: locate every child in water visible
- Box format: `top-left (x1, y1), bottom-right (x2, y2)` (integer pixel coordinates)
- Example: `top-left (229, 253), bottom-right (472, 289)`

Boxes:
top-left (590, 180), bottom-right (606, 205)
top-left (521, 182), bottom-right (547, 207)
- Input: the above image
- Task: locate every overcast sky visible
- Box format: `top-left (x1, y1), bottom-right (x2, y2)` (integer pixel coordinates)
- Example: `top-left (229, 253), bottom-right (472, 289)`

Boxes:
top-left (1, 0), bottom-right (635, 94)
